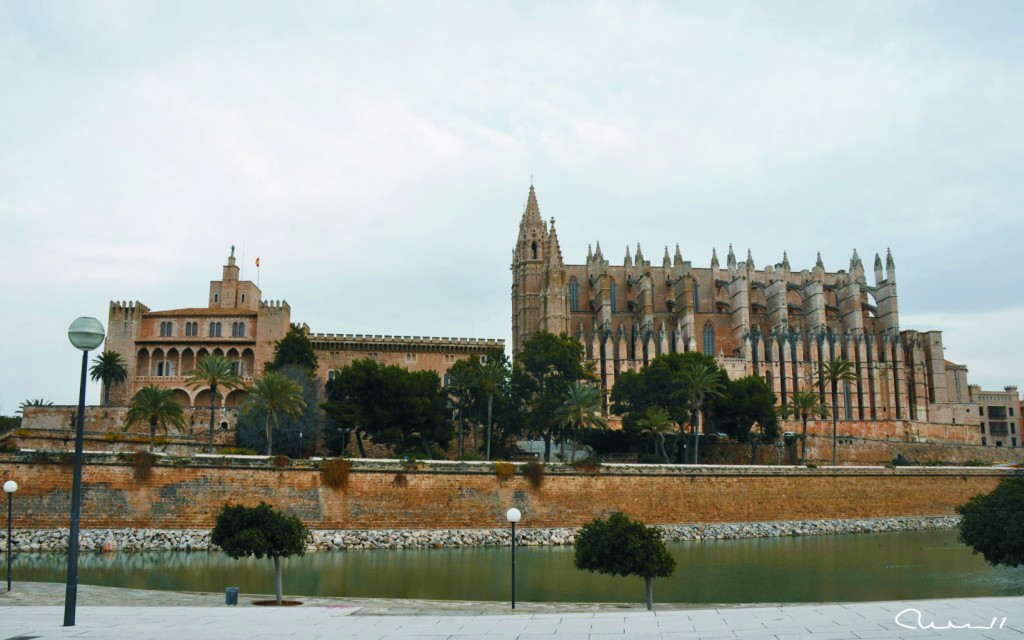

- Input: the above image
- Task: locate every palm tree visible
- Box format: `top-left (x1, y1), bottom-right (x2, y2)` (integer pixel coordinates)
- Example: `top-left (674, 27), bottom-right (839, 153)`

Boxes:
top-left (125, 385), bottom-right (186, 452)
top-left (185, 354), bottom-right (243, 454)
top-left (555, 382), bottom-right (607, 461)
top-left (89, 350), bottom-right (129, 405)
top-left (680, 362), bottom-right (724, 464)
top-left (782, 389), bottom-right (829, 465)
top-left (817, 358), bottom-right (858, 465)
top-left (242, 372), bottom-right (307, 456)
top-left (17, 398), bottom-right (53, 415)
top-left (636, 406), bottom-right (674, 462)
top-left (446, 366), bottom-right (473, 457)
top-left (474, 360), bottom-right (507, 461)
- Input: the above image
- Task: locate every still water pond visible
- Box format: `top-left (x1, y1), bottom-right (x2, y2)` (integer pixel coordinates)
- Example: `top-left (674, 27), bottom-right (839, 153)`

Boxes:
top-left (7, 530), bottom-right (1023, 604)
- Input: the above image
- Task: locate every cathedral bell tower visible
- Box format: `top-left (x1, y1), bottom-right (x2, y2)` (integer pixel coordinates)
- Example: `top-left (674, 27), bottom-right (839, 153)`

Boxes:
top-left (511, 185), bottom-right (569, 352)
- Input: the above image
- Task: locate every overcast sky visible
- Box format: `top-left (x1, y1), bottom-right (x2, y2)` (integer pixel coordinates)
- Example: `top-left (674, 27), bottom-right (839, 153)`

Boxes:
top-left (1, 1), bottom-right (1021, 412)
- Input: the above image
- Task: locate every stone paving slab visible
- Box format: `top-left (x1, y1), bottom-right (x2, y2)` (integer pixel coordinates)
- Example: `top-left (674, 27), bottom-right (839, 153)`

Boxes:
top-left (1, 583), bottom-right (1024, 639)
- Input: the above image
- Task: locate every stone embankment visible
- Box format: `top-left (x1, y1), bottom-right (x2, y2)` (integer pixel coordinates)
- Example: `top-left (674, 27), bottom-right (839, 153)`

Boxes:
top-left (0, 516), bottom-right (959, 553)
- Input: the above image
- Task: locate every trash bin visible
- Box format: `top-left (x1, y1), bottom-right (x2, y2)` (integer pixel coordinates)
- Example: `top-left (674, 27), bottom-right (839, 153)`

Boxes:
top-left (226, 587), bottom-right (239, 606)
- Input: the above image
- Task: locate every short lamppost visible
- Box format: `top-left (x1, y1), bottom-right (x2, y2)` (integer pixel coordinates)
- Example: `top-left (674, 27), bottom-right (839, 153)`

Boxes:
top-left (506, 507), bottom-right (522, 610)
top-left (65, 317), bottom-right (105, 627)
top-left (4, 479), bottom-right (17, 592)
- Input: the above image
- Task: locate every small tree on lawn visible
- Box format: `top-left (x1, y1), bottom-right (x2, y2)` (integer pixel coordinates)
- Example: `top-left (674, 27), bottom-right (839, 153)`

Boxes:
top-left (210, 502), bottom-right (308, 604)
top-left (574, 511), bottom-right (676, 610)
top-left (957, 477), bottom-right (1024, 567)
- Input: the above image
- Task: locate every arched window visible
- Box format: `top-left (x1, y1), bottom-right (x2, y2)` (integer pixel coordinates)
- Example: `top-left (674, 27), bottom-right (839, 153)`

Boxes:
top-left (609, 279), bottom-right (617, 313)
top-left (209, 322), bottom-right (216, 337)
top-left (693, 285), bottom-right (700, 312)
top-left (568, 277), bottom-right (579, 312)
top-left (702, 323), bottom-right (715, 355)
top-left (192, 322), bottom-right (199, 336)
top-left (238, 322), bottom-right (244, 337)
top-left (531, 240), bottom-right (539, 260)
top-left (232, 322), bottom-right (238, 337)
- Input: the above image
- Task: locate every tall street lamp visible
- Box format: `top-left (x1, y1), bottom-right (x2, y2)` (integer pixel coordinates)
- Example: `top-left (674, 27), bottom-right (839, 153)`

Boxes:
top-left (506, 507), bottom-right (521, 610)
top-left (65, 317), bottom-right (105, 627)
top-left (4, 479), bottom-right (17, 592)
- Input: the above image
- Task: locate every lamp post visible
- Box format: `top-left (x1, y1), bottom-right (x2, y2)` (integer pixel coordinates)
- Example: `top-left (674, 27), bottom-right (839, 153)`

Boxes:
top-left (506, 507), bottom-right (521, 610)
top-left (4, 480), bottom-right (17, 592)
top-left (65, 317), bottom-right (105, 627)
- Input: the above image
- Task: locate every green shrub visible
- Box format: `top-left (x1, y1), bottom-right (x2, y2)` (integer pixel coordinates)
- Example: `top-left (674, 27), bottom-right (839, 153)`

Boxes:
top-left (958, 477), bottom-right (1024, 567)
top-left (570, 456), bottom-right (602, 473)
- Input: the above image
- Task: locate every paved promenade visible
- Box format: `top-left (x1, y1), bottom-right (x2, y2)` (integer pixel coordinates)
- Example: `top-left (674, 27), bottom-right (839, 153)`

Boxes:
top-left (2, 583), bottom-right (1023, 639)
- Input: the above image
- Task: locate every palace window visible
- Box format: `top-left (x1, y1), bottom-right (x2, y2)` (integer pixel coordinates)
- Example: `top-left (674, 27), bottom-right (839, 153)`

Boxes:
top-left (443, 373), bottom-right (451, 386)
top-left (405, 353), bottom-right (417, 363)
top-left (444, 354), bottom-right (456, 364)
top-left (981, 422), bottom-right (986, 434)
top-left (209, 322), bottom-right (222, 337)
top-left (702, 323), bottom-right (715, 355)
top-left (159, 321), bottom-right (173, 337)
top-left (480, 354), bottom-right (489, 364)
top-left (241, 293), bottom-right (246, 303)
top-left (231, 322), bottom-right (245, 338)
top-left (214, 294), bottom-right (219, 303)
top-left (569, 276), bottom-right (579, 312)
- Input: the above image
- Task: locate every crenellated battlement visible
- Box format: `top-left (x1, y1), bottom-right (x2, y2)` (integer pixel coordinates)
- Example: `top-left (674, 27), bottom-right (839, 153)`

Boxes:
top-left (109, 300), bottom-right (150, 316)
top-left (308, 333), bottom-right (504, 352)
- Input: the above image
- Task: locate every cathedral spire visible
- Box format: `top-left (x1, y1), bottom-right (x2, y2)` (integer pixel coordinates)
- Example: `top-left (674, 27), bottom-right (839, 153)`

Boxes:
top-left (624, 244), bottom-right (633, 267)
top-left (886, 247), bottom-right (896, 281)
top-left (815, 252), bottom-right (824, 270)
top-left (521, 184), bottom-right (543, 228)
top-left (746, 248), bottom-right (755, 270)
top-left (674, 243), bottom-right (683, 267)
top-left (727, 244), bottom-right (737, 269)
top-left (595, 241), bottom-right (604, 261)
top-left (547, 218), bottom-right (564, 266)
top-left (711, 247), bottom-right (719, 268)
top-left (782, 250), bottom-right (790, 271)
top-left (635, 243), bottom-right (644, 266)
top-left (874, 252), bottom-right (884, 282)
top-left (587, 244), bottom-right (593, 262)
top-left (851, 248), bottom-right (861, 267)
top-left (663, 246), bottom-right (671, 269)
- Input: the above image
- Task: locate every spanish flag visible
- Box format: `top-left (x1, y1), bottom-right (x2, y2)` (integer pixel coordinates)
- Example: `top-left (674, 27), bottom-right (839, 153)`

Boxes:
top-left (255, 257), bottom-right (260, 268)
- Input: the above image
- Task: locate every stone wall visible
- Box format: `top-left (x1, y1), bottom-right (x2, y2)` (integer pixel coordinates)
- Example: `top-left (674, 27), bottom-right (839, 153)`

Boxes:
top-left (0, 453), bottom-right (1016, 531)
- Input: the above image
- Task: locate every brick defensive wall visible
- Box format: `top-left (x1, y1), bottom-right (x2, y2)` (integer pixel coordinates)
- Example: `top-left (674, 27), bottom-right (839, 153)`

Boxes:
top-left (0, 454), bottom-right (1016, 531)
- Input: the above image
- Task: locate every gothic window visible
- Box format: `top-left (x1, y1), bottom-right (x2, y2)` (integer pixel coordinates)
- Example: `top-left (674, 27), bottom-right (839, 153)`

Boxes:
top-left (531, 240), bottom-right (538, 260)
top-left (238, 322), bottom-right (244, 337)
top-left (569, 277), bottom-right (579, 312)
top-left (610, 279), bottom-right (617, 313)
top-left (693, 285), bottom-right (699, 312)
top-left (405, 353), bottom-right (417, 363)
top-left (185, 323), bottom-right (192, 337)
top-left (702, 323), bottom-right (715, 355)
top-left (210, 322), bottom-right (216, 337)
top-left (231, 322), bottom-right (239, 337)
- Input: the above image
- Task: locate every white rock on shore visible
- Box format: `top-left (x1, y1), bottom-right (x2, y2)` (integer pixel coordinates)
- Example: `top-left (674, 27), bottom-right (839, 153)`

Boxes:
top-left (0, 516), bottom-right (960, 553)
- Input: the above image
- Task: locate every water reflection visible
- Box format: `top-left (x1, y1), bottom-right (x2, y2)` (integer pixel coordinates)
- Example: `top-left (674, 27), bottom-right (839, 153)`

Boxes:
top-left (5, 530), bottom-right (1023, 604)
